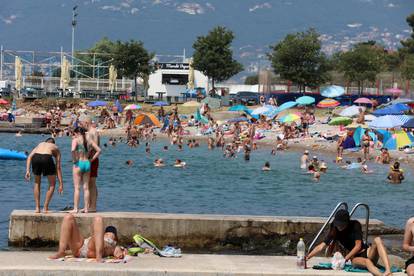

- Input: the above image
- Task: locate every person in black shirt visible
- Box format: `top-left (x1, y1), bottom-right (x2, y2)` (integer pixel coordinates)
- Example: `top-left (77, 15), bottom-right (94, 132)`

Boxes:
top-left (307, 209), bottom-right (392, 276)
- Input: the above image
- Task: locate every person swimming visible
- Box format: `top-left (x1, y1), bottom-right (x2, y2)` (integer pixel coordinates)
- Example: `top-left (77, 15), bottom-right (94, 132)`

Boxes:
top-left (300, 150), bottom-right (309, 169)
top-left (163, 146), bottom-right (169, 151)
top-left (174, 159), bottom-right (186, 168)
top-left (361, 164), bottom-right (373, 174)
top-left (387, 161), bottom-right (404, 184)
top-left (319, 162), bottom-right (327, 173)
top-left (126, 160), bottom-right (134, 166)
top-left (154, 158), bottom-right (165, 167)
top-left (262, 161), bottom-right (271, 171)
top-left (308, 164), bottom-right (320, 182)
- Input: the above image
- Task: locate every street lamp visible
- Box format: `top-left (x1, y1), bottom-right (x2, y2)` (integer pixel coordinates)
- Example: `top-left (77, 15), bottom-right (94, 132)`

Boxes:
top-left (71, 5), bottom-right (78, 65)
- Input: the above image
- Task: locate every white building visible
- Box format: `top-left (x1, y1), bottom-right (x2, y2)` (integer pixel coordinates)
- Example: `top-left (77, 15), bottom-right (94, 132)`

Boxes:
top-left (147, 62), bottom-right (209, 99)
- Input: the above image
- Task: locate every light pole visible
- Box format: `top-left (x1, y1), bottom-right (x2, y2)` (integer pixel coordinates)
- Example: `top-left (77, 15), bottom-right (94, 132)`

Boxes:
top-left (71, 5), bottom-right (78, 65)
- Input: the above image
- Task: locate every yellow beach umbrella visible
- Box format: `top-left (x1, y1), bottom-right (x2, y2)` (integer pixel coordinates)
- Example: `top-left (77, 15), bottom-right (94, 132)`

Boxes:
top-left (109, 64), bottom-right (117, 93)
top-left (14, 56), bottom-right (22, 92)
top-left (187, 59), bottom-right (195, 90)
top-left (60, 56), bottom-right (70, 91)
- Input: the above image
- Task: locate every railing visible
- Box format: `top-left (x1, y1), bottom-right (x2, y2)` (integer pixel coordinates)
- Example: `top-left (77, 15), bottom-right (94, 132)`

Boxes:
top-left (349, 203), bottom-right (370, 244)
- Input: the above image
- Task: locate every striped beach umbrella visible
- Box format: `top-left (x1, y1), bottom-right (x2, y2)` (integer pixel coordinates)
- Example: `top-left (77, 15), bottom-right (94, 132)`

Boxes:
top-left (124, 104), bottom-right (142, 110)
top-left (317, 98), bottom-right (340, 108)
top-left (384, 131), bottom-right (414, 150)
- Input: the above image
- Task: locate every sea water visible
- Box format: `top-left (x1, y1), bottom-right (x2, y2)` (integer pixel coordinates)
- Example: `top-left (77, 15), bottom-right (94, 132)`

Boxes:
top-left (0, 133), bottom-right (412, 248)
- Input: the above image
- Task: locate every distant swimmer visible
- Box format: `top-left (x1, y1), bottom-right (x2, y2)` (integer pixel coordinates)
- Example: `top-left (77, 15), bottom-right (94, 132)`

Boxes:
top-left (16, 130), bottom-right (22, 137)
top-left (300, 150), bottom-right (309, 169)
top-left (319, 162), bottom-right (327, 173)
top-left (342, 157), bottom-right (363, 170)
top-left (126, 160), bottom-right (134, 166)
top-left (271, 147), bottom-right (276, 156)
top-left (154, 158), bottom-right (165, 167)
top-left (262, 161), bottom-right (271, 171)
top-left (174, 159), bottom-right (186, 168)
top-left (387, 161), bottom-right (404, 184)
top-left (361, 164), bottom-right (373, 174)
top-left (308, 164), bottom-right (320, 182)
top-left (163, 146), bottom-right (169, 151)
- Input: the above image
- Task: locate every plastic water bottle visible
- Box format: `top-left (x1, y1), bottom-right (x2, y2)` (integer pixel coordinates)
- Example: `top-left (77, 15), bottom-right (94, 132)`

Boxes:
top-left (296, 238), bottom-right (306, 269)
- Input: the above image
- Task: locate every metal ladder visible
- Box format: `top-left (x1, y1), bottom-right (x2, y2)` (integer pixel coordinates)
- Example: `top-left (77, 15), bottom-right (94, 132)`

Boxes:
top-left (307, 202), bottom-right (370, 254)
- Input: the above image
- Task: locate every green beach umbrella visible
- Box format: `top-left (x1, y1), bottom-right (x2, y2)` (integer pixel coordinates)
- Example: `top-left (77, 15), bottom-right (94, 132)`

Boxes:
top-left (328, 117), bottom-right (353, 126)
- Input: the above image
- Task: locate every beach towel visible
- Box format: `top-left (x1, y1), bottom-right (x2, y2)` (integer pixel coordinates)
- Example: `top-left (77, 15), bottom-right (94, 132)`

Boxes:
top-left (313, 262), bottom-right (402, 273)
top-left (47, 255), bottom-right (131, 263)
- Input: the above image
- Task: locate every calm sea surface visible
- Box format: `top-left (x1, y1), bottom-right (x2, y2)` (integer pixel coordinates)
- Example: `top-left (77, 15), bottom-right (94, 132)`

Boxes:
top-left (0, 133), bottom-right (412, 248)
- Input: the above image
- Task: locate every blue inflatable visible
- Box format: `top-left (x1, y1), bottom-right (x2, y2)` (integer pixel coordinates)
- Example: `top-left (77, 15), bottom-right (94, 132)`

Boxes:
top-left (0, 148), bottom-right (27, 160)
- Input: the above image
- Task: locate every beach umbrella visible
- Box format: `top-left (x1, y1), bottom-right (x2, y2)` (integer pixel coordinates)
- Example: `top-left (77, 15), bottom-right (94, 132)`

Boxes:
top-left (328, 117), bottom-right (352, 126)
top-left (134, 113), bottom-right (161, 127)
top-left (364, 114), bottom-right (377, 122)
top-left (14, 56), bottom-right (23, 93)
top-left (279, 113), bottom-right (301, 123)
top-left (124, 104), bottom-right (142, 110)
top-left (321, 85), bottom-right (345, 98)
top-left (295, 96), bottom-right (315, 106)
top-left (385, 88), bottom-right (403, 94)
top-left (182, 101), bottom-right (201, 107)
top-left (382, 98), bottom-right (414, 107)
top-left (115, 99), bottom-right (122, 113)
top-left (374, 129), bottom-right (392, 144)
top-left (251, 105), bottom-right (272, 116)
top-left (201, 97), bottom-right (221, 109)
top-left (317, 98), bottom-right (340, 108)
top-left (354, 97), bottom-right (373, 105)
top-left (373, 103), bottom-right (409, 116)
top-left (368, 115), bottom-right (410, 129)
top-left (339, 105), bottom-right (365, 117)
top-left (384, 131), bottom-right (414, 150)
top-left (187, 59), bottom-right (195, 90)
top-left (109, 65), bottom-right (117, 93)
top-left (228, 117), bottom-right (249, 123)
top-left (0, 99), bottom-right (8, 105)
top-left (402, 118), bottom-right (414, 129)
top-left (87, 100), bottom-right (107, 107)
top-left (278, 101), bottom-right (298, 112)
top-left (262, 107), bottom-right (280, 119)
top-left (153, 101), bottom-right (169, 107)
top-left (228, 105), bottom-right (250, 112)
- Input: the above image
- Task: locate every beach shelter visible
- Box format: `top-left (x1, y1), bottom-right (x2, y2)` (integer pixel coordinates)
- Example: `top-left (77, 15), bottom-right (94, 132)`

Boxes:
top-left (317, 98), bottom-right (340, 108)
top-left (374, 129), bottom-right (392, 144)
top-left (0, 99), bottom-right (8, 105)
top-left (295, 96), bottom-right (315, 106)
top-left (328, 117), bottom-right (352, 126)
top-left (124, 104), bottom-right (141, 110)
top-left (352, 126), bottom-right (377, 147)
top-left (354, 97), bottom-right (373, 105)
top-left (368, 115), bottom-right (409, 129)
top-left (321, 85), bottom-right (345, 98)
top-left (134, 113), bottom-right (161, 127)
top-left (384, 131), bottom-right (414, 150)
top-left (87, 100), bottom-right (107, 107)
top-left (279, 113), bottom-right (301, 123)
top-left (278, 101), bottom-right (297, 112)
top-left (228, 105), bottom-right (250, 112)
top-left (342, 135), bottom-right (356, 149)
top-left (339, 105), bottom-right (365, 117)
top-left (372, 103), bottom-right (410, 116)
top-left (153, 101), bottom-right (168, 107)
top-left (187, 59), bottom-right (195, 90)
top-left (109, 65), bottom-right (117, 93)
top-left (14, 56), bottom-right (23, 93)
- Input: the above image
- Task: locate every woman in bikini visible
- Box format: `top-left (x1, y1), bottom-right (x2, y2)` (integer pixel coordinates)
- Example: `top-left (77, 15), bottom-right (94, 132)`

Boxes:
top-left (49, 214), bottom-right (127, 262)
top-left (362, 130), bottom-right (371, 160)
top-left (71, 127), bottom-right (101, 213)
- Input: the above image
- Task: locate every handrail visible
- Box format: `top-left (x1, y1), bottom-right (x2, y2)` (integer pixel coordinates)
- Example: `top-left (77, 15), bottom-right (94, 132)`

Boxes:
top-left (349, 203), bottom-right (370, 245)
top-left (307, 202), bottom-right (348, 254)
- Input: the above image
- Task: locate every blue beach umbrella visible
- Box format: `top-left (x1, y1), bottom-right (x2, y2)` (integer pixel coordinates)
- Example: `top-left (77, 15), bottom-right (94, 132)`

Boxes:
top-left (384, 131), bottom-right (414, 150)
top-left (87, 100), bottom-right (107, 107)
top-left (295, 96), bottom-right (315, 106)
top-left (368, 115), bottom-right (407, 129)
top-left (321, 85), bottom-right (345, 98)
top-left (251, 105), bottom-right (273, 116)
top-left (278, 101), bottom-right (298, 112)
top-left (373, 103), bottom-right (410, 116)
top-left (228, 105), bottom-right (250, 112)
top-left (115, 99), bottom-right (123, 113)
top-left (153, 101), bottom-right (169, 107)
top-left (402, 118), bottom-right (414, 129)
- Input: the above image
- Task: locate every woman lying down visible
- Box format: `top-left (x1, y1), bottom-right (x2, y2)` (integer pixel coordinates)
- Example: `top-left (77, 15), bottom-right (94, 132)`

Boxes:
top-left (49, 214), bottom-right (127, 262)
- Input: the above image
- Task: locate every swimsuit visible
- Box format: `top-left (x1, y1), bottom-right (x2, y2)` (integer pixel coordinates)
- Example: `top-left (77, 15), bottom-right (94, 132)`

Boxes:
top-left (32, 153), bottom-right (56, 176)
top-left (79, 237), bottom-right (91, 258)
top-left (74, 143), bottom-right (91, 173)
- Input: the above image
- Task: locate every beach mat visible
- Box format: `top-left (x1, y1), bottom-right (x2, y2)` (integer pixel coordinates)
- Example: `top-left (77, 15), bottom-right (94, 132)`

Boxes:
top-left (47, 255), bottom-right (131, 263)
top-left (313, 262), bottom-right (402, 273)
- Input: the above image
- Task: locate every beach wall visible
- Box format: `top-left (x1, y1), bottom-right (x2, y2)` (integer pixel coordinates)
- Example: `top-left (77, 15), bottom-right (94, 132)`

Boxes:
top-left (9, 210), bottom-right (397, 253)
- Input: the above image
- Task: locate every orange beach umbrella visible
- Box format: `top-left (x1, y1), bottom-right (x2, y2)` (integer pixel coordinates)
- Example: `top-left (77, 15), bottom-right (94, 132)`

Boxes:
top-left (134, 113), bottom-right (161, 127)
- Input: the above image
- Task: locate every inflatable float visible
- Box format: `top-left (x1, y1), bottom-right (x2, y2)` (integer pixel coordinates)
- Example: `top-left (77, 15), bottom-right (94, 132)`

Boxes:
top-left (0, 148), bottom-right (27, 160)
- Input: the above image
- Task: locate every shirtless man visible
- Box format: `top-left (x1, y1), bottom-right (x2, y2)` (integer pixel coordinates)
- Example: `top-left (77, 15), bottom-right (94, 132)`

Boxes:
top-left (403, 217), bottom-right (414, 276)
top-left (25, 138), bottom-right (63, 213)
top-left (387, 161), bottom-right (404, 184)
top-left (85, 119), bottom-right (100, 212)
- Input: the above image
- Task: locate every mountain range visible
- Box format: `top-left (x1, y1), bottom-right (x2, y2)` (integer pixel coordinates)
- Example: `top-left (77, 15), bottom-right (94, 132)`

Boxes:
top-left (0, 0), bottom-right (413, 78)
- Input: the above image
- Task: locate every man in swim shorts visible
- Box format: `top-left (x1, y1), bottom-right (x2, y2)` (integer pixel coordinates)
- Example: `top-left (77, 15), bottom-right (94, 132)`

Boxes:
top-left (25, 137), bottom-right (63, 213)
top-left (402, 217), bottom-right (414, 276)
top-left (84, 118), bottom-right (100, 212)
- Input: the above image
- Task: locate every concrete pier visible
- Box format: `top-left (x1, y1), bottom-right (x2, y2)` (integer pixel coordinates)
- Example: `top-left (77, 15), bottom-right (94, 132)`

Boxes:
top-left (0, 252), bottom-right (405, 276)
top-left (9, 210), bottom-right (396, 253)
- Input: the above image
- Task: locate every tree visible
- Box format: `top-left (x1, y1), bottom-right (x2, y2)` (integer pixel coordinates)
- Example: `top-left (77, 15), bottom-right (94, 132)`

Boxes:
top-left (112, 40), bottom-right (155, 98)
top-left (401, 54), bottom-right (414, 80)
top-left (268, 29), bottom-right (330, 93)
top-left (336, 43), bottom-right (385, 94)
top-left (384, 50), bottom-right (401, 83)
top-left (400, 13), bottom-right (414, 56)
top-left (192, 26), bottom-right (243, 91)
top-left (244, 75), bottom-right (259, 85)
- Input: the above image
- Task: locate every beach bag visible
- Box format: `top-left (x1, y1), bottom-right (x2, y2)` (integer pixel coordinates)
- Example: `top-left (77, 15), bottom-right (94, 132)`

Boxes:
top-left (331, 251), bottom-right (345, 270)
